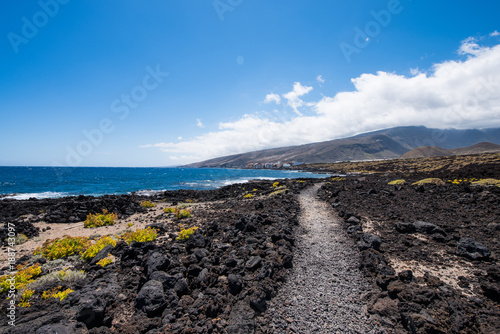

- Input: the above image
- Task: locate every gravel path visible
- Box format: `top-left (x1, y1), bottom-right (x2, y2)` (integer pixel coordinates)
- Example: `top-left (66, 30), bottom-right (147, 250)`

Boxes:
top-left (260, 184), bottom-right (386, 333)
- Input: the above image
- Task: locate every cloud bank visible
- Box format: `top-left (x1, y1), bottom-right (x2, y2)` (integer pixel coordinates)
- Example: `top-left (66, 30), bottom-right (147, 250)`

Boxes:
top-left (142, 38), bottom-right (500, 164)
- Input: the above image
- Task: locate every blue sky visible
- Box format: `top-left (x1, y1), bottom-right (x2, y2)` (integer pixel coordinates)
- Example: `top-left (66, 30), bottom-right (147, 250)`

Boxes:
top-left (1, 0), bottom-right (500, 167)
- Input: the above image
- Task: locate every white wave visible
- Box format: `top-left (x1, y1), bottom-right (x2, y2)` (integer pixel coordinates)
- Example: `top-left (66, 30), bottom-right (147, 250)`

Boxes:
top-left (1, 191), bottom-right (69, 200)
top-left (134, 189), bottom-right (165, 196)
top-left (222, 179), bottom-right (249, 185)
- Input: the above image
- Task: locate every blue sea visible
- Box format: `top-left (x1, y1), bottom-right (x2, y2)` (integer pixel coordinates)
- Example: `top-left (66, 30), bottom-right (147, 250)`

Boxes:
top-left (0, 167), bottom-right (326, 200)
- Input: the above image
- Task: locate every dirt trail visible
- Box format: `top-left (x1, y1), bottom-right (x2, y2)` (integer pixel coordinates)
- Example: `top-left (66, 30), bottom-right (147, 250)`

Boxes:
top-left (260, 184), bottom-right (385, 333)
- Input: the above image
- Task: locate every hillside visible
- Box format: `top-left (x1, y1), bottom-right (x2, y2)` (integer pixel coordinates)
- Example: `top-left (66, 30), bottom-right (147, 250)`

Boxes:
top-left (401, 142), bottom-right (500, 159)
top-left (185, 126), bottom-right (500, 168)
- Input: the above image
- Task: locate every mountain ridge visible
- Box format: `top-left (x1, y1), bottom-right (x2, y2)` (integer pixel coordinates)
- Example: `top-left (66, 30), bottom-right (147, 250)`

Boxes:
top-left (401, 142), bottom-right (500, 159)
top-left (185, 126), bottom-right (500, 168)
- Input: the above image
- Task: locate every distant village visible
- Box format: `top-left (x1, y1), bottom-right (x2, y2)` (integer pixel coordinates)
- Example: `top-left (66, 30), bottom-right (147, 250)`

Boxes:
top-left (245, 161), bottom-right (304, 169)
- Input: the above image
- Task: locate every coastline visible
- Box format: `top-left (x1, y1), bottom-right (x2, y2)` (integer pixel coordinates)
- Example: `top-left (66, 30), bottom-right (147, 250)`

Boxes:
top-left (0, 166), bottom-right (328, 201)
top-left (0, 154), bottom-right (499, 333)
top-left (0, 178), bottom-right (316, 333)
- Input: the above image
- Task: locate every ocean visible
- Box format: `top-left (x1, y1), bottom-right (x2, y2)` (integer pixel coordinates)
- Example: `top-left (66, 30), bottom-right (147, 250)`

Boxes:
top-left (0, 166), bottom-right (327, 200)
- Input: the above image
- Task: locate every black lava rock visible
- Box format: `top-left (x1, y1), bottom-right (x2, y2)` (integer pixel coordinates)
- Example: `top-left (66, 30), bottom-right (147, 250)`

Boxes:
top-left (228, 274), bottom-right (243, 295)
top-left (76, 298), bottom-right (106, 329)
top-left (135, 280), bottom-right (168, 317)
top-left (358, 233), bottom-right (382, 251)
top-left (146, 252), bottom-right (170, 275)
top-left (456, 238), bottom-right (490, 260)
top-left (413, 221), bottom-right (446, 236)
top-left (246, 256), bottom-right (263, 270)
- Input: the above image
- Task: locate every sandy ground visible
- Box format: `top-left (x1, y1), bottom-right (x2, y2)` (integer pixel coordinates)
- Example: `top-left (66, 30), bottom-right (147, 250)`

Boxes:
top-left (0, 200), bottom-right (214, 263)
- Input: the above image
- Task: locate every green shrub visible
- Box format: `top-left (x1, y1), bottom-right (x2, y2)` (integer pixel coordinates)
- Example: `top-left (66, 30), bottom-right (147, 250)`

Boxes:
top-left (471, 178), bottom-right (500, 187)
top-left (81, 236), bottom-right (117, 261)
top-left (41, 259), bottom-right (66, 272)
top-left (163, 207), bottom-right (192, 219)
top-left (28, 269), bottom-right (86, 291)
top-left (268, 188), bottom-right (288, 197)
top-left (34, 236), bottom-right (91, 260)
top-left (176, 227), bottom-right (199, 241)
top-left (84, 209), bottom-right (118, 228)
top-left (412, 178), bottom-right (445, 186)
top-left (15, 234), bottom-right (29, 245)
top-left (388, 179), bottom-right (406, 185)
top-left (140, 200), bottom-right (157, 208)
top-left (122, 227), bottom-right (157, 244)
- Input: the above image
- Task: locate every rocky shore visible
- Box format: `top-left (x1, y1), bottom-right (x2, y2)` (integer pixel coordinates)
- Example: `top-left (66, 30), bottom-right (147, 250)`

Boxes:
top-left (0, 155), bottom-right (499, 333)
top-left (0, 179), bottom-right (313, 333)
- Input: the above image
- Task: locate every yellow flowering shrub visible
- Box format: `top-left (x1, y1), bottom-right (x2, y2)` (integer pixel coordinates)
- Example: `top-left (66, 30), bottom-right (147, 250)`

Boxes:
top-left (96, 257), bottom-right (113, 267)
top-left (272, 182), bottom-right (279, 187)
top-left (34, 236), bottom-right (91, 260)
top-left (176, 208), bottom-right (192, 219)
top-left (84, 209), bottom-right (118, 228)
top-left (42, 286), bottom-right (74, 301)
top-left (0, 264), bottom-right (42, 293)
top-left (176, 226), bottom-right (199, 241)
top-left (140, 200), bottom-right (157, 208)
top-left (243, 194), bottom-right (254, 198)
top-left (81, 236), bottom-right (117, 261)
top-left (388, 179), bottom-right (406, 185)
top-left (122, 227), bottom-right (157, 244)
top-left (163, 207), bottom-right (176, 213)
top-left (19, 289), bottom-right (34, 307)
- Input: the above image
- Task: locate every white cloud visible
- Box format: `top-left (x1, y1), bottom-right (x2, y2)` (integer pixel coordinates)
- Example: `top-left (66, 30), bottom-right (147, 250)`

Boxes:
top-left (410, 67), bottom-right (421, 76)
top-left (458, 37), bottom-right (489, 56)
top-left (316, 75), bottom-right (325, 84)
top-left (282, 82), bottom-right (313, 115)
top-left (263, 93), bottom-right (281, 104)
top-left (491, 30), bottom-right (500, 37)
top-left (196, 118), bottom-right (205, 128)
top-left (142, 40), bottom-right (500, 165)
